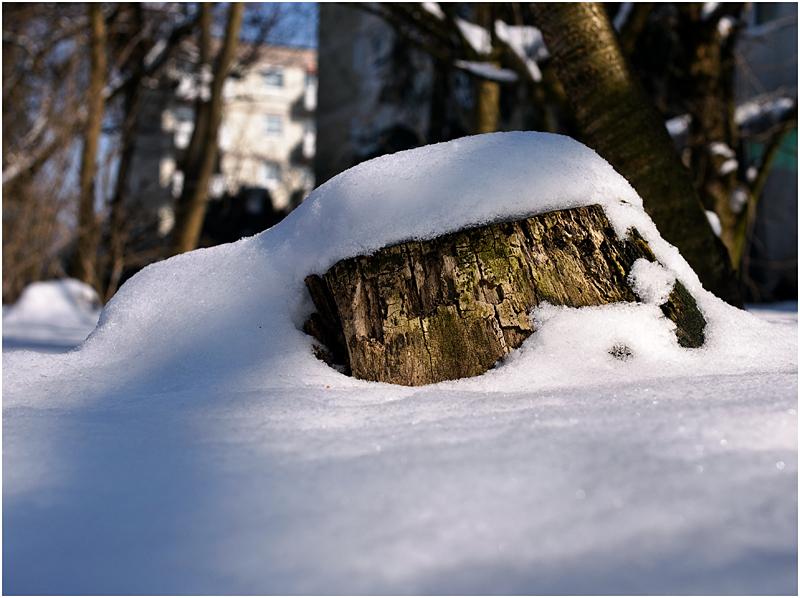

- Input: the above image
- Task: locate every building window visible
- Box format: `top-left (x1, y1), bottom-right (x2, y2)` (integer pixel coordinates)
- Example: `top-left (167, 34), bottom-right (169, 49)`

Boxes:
top-left (264, 114), bottom-right (283, 135)
top-left (263, 67), bottom-right (283, 88)
top-left (172, 106), bottom-right (195, 149)
top-left (302, 119), bottom-right (316, 159)
top-left (218, 124), bottom-right (232, 151)
top-left (305, 71), bottom-right (316, 88)
top-left (174, 105), bottom-right (193, 120)
top-left (170, 170), bottom-right (184, 198)
top-left (261, 161), bottom-right (281, 188)
top-left (304, 71), bottom-right (317, 111)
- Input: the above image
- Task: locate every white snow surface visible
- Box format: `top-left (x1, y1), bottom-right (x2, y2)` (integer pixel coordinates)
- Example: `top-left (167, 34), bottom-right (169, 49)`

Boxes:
top-left (705, 209), bottom-right (723, 237)
top-left (456, 17), bottom-right (492, 55)
top-left (665, 113), bottom-right (692, 138)
top-left (627, 259), bottom-right (677, 306)
top-left (717, 157), bottom-right (739, 176)
top-left (421, 1), bottom-right (444, 21)
top-left (735, 96), bottom-right (796, 128)
top-left (3, 132), bottom-right (797, 595)
top-left (709, 141), bottom-right (736, 159)
top-left (494, 20), bottom-right (546, 82)
top-left (455, 59), bottom-right (519, 83)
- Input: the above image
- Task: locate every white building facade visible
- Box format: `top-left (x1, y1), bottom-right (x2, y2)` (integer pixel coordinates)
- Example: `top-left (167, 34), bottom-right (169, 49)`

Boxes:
top-left (131, 42), bottom-right (317, 240)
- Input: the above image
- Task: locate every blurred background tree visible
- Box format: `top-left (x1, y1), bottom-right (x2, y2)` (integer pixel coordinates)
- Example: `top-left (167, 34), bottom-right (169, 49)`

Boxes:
top-left (3, 2), bottom-right (796, 307)
top-left (168, 2), bottom-right (244, 257)
top-left (3, 2), bottom-right (315, 303)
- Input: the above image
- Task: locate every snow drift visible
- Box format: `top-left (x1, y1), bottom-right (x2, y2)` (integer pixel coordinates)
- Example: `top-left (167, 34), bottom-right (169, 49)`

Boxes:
top-left (2, 279), bottom-right (101, 353)
top-left (3, 132), bottom-right (796, 595)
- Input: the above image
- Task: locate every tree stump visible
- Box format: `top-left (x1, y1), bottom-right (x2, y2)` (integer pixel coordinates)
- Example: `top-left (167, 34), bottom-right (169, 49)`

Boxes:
top-left (304, 204), bottom-right (706, 386)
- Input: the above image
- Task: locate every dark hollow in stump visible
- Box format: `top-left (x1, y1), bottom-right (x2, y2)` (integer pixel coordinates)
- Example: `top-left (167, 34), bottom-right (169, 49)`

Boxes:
top-left (304, 204), bottom-right (706, 386)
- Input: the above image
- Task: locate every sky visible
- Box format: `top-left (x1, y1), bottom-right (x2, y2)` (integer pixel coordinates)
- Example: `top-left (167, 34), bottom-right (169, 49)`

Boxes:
top-left (244, 2), bottom-right (318, 49)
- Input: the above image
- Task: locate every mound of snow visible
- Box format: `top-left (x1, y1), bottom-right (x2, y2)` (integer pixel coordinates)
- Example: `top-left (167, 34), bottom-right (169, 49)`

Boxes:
top-left (3, 279), bottom-right (102, 353)
top-left (4, 278), bottom-right (100, 324)
top-left (3, 132), bottom-right (796, 595)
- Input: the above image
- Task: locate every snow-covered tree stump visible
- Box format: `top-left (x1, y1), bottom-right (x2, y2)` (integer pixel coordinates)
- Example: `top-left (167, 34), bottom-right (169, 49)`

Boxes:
top-left (304, 204), bottom-right (706, 386)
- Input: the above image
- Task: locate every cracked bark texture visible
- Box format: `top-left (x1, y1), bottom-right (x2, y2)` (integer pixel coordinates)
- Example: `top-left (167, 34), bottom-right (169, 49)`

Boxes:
top-left (305, 204), bottom-right (705, 386)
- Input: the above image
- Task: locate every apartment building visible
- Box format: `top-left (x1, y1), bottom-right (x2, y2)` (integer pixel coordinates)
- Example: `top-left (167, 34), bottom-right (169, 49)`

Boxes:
top-left (129, 41), bottom-right (317, 243)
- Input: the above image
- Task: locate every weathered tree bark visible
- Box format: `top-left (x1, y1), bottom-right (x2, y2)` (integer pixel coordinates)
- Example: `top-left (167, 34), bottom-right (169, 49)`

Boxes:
top-left (305, 204), bottom-right (706, 386)
top-left (169, 2), bottom-right (244, 256)
top-left (529, 2), bottom-right (742, 307)
top-left (70, 3), bottom-right (107, 292)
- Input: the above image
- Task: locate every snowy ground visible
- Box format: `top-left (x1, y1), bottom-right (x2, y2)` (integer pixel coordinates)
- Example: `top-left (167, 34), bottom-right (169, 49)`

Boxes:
top-left (3, 133), bottom-right (797, 595)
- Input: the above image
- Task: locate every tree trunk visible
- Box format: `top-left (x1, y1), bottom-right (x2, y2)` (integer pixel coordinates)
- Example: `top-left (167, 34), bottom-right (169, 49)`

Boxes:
top-left (169, 2), bottom-right (244, 256)
top-left (103, 3), bottom-right (145, 302)
top-left (473, 3), bottom-right (500, 134)
top-left (530, 2), bottom-right (741, 307)
top-left (305, 204), bottom-right (706, 386)
top-left (71, 2), bottom-right (107, 291)
top-left (475, 75), bottom-right (500, 134)
top-left (427, 57), bottom-right (449, 144)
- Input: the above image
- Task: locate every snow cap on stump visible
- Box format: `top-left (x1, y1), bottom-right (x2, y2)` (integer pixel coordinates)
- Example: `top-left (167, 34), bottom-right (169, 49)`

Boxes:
top-left (302, 132), bottom-right (707, 386)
